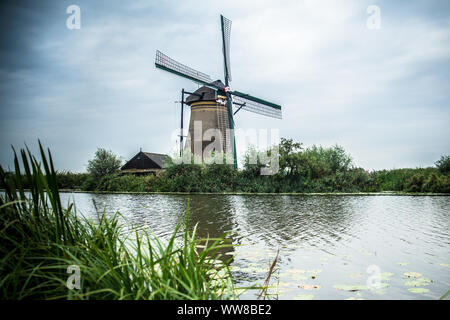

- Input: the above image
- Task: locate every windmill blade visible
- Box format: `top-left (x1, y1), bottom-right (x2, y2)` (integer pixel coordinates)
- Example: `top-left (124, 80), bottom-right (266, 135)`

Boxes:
top-left (155, 50), bottom-right (212, 86)
top-left (231, 91), bottom-right (282, 119)
top-left (220, 15), bottom-right (232, 84)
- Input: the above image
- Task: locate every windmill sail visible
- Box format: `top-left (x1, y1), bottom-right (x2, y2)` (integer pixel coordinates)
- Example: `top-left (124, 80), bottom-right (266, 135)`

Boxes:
top-left (220, 15), bottom-right (232, 84)
top-left (155, 15), bottom-right (282, 170)
top-left (155, 50), bottom-right (212, 85)
top-left (231, 91), bottom-right (282, 119)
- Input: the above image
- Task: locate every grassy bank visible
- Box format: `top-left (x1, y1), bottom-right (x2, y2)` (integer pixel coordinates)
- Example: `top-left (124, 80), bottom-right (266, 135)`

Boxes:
top-left (6, 139), bottom-right (450, 194)
top-left (0, 143), bottom-right (238, 299)
top-left (58, 151), bottom-right (450, 195)
top-left (6, 166), bottom-right (450, 194)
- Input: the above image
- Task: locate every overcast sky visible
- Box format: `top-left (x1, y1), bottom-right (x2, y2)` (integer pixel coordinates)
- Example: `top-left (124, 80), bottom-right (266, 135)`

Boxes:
top-left (0, 0), bottom-right (449, 172)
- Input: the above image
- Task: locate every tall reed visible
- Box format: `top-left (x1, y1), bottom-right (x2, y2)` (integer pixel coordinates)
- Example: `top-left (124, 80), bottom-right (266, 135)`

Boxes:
top-left (0, 142), bottom-right (237, 299)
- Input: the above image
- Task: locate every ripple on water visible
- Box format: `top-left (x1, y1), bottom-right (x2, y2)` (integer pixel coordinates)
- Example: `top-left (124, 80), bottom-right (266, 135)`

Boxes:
top-left (59, 192), bottom-right (450, 300)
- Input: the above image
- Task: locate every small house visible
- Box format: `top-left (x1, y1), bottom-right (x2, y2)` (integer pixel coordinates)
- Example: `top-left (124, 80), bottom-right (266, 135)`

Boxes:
top-left (121, 151), bottom-right (168, 175)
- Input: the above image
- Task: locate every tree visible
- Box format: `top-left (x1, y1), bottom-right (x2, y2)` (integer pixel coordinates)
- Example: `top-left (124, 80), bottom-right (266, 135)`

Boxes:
top-left (87, 148), bottom-right (122, 178)
top-left (435, 155), bottom-right (450, 174)
top-left (242, 145), bottom-right (271, 177)
top-left (278, 138), bottom-right (303, 176)
top-left (322, 144), bottom-right (353, 174)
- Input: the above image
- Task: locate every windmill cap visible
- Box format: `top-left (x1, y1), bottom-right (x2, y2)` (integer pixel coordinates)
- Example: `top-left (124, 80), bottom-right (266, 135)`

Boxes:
top-left (185, 80), bottom-right (225, 105)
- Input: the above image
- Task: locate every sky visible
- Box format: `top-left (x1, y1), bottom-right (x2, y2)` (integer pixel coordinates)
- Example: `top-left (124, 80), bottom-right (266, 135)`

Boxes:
top-left (0, 0), bottom-right (449, 172)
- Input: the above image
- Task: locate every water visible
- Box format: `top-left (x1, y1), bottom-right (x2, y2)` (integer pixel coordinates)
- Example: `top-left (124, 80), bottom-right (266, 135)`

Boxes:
top-left (60, 192), bottom-right (450, 300)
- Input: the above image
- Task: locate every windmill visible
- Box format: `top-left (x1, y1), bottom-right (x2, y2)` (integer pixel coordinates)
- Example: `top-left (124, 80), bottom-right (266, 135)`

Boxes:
top-left (155, 15), bottom-right (282, 168)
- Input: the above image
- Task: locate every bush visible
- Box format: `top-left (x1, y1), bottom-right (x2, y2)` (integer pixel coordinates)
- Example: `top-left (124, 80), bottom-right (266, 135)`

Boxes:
top-left (435, 155), bottom-right (450, 174)
top-left (87, 148), bottom-right (122, 179)
top-left (56, 171), bottom-right (88, 190)
top-left (309, 144), bottom-right (352, 175)
top-left (422, 173), bottom-right (438, 192)
top-left (81, 174), bottom-right (99, 191)
top-left (98, 174), bottom-right (148, 192)
top-left (404, 173), bottom-right (425, 192)
top-left (439, 175), bottom-right (450, 193)
top-left (161, 162), bottom-right (204, 192)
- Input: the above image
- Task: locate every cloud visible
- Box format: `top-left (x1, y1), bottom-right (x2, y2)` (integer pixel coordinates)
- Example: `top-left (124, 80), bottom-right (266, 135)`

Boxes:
top-left (0, 0), bottom-right (449, 171)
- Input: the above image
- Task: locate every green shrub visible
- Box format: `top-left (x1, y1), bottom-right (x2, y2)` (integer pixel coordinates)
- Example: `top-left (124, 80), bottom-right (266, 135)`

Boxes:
top-left (422, 173), bottom-right (441, 193)
top-left (404, 173), bottom-right (425, 192)
top-left (435, 155), bottom-right (450, 174)
top-left (98, 174), bottom-right (148, 192)
top-left (81, 174), bottom-right (99, 191)
top-left (439, 175), bottom-right (450, 193)
top-left (87, 148), bottom-right (122, 179)
top-left (56, 171), bottom-right (89, 190)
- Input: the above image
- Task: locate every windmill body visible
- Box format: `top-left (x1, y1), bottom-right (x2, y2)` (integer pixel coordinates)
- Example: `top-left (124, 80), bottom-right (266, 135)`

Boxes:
top-left (155, 15), bottom-right (282, 167)
top-left (184, 83), bottom-right (232, 160)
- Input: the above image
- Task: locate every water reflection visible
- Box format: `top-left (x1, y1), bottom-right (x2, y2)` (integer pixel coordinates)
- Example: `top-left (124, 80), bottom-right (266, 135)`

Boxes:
top-left (187, 195), bottom-right (236, 260)
top-left (231, 195), bottom-right (363, 251)
top-left (66, 193), bottom-right (186, 237)
top-left (59, 192), bottom-right (450, 300)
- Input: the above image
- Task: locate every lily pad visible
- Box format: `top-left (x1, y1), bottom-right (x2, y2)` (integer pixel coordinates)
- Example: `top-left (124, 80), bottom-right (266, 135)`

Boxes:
top-left (334, 284), bottom-right (369, 292)
top-left (298, 284), bottom-right (321, 290)
top-left (268, 287), bottom-right (293, 295)
top-left (285, 269), bottom-right (307, 275)
top-left (276, 282), bottom-right (294, 288)
top-left (306, 269), bottom-right (323, 274)
top-left (440, 263), bottom-right (450, 267)
top-left (397, 262), bottom-right (410, 266)
top-left (307, 269), bottom-right (322, 279)
top-left (348, 273), bottom-right (364, 279)
top-left (369, 282), bottom-right (390, 290)
top-left (380, 272), bottom-right (395, 280)
top-left (408, 288), bottom-right (429, 294)
top-left (370, 288), bottom-right (388, 296)
top-left (403, 272), bottom-right (422, 278)
top-left (293, 294), bottom-right (314, 300)
top-left (288, 273), bottom-right (309, 281)
top-left (404, 278), bottom-right (432, 287)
